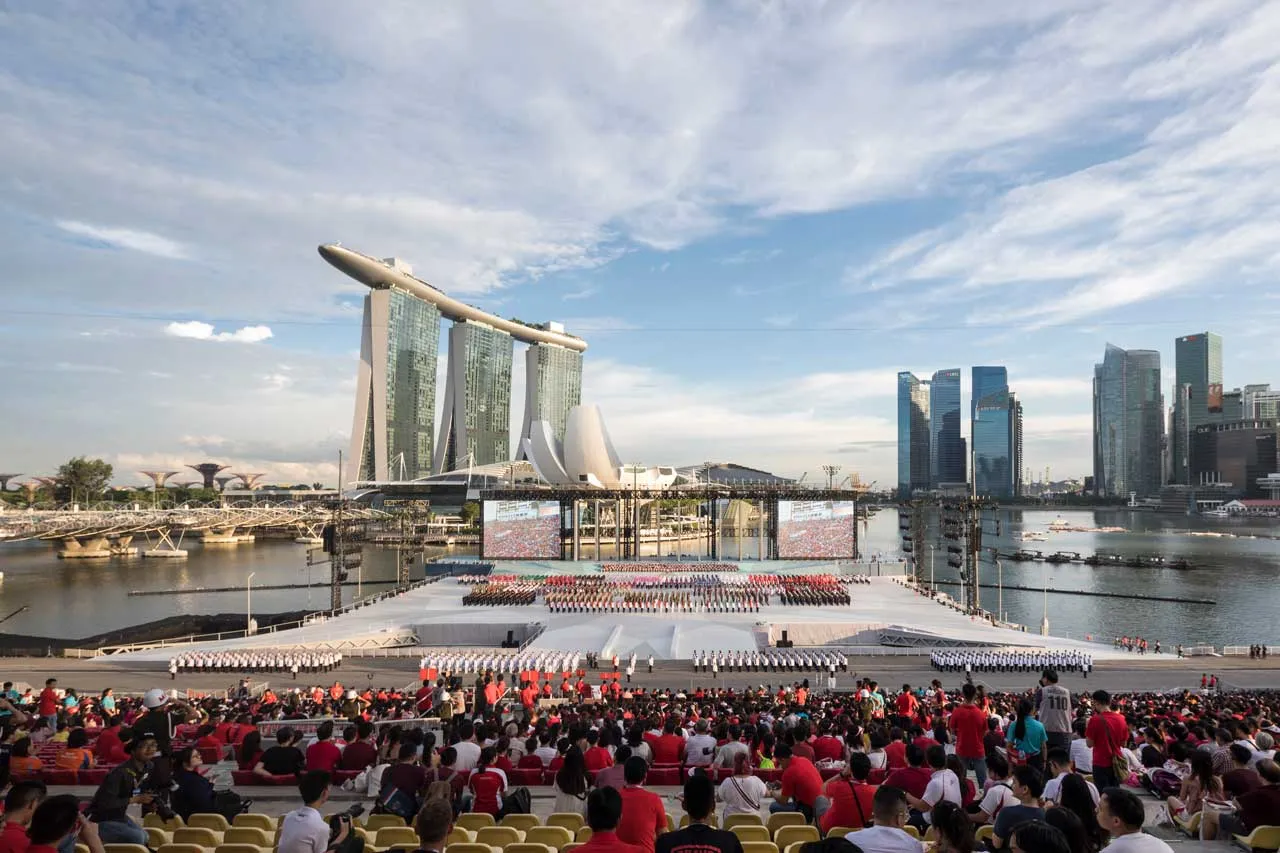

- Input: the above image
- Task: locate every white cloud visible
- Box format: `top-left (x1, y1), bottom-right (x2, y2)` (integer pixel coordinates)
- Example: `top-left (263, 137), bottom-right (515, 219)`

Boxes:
top-left (164, 321), bottom-right (274, 343)
top-left (55, 220), bottom-right (187, 260)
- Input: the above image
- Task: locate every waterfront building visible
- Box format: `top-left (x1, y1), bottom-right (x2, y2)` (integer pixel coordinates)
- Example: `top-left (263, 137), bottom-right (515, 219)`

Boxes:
top-left (929, 369), bottom-right (965, 488)
top-left (319, 244), bottom-right (587, 484)
top-left (1092, 344), bottom-right (1164, 498)
top-left (520, 340), bottom-right (583, 449)
top-left (971, 366), bottom-right (1014, 498)
top-left (1009, 392), bottom-right (1024, 498)
top-left (1190, 418), bottom-right (1279, 499)
top-left (1171, 331), bottom-right (1223, 484)
top-left (436, 321), bottom-right (514, 472)
top-left (896, 371), bottom-right (931, 499)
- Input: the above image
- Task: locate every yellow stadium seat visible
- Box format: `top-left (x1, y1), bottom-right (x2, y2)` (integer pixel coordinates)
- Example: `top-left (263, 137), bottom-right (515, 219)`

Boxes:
top-left (144, 814), bottom-right (185, 830)
top-left (157, 845), bottom-right (210, 853)
top-left (546, 815), bottom-right (585, 834)
top-left (224, 828), bottom-right (272, 848)
top-left (741, 842), bottom-right (779, 853)
top-left (448, 845), bottom-right (502, 853)
top-left (448, 828), bottom-right (477, 846)
top-left (457, 814), bottom-right (498, 832)
top-left (773, 825), bottom-right (819, 851)
top-left (216, 845), bottom-right (267, 853)
top-left (475, 826), bottom-right (525, 849)
top-left (665, 815), bottom-right (676, 835)
top-left (366, 814), bottom-right (409, 832)
top-left (766, 814), bottom-right (807, 836)
top-left (374, 827), bottom-right (422, 849)
top-left (680, 815), bottom-right (719, 828)
top-left (188, 815), bottom-right (232, 834)
top-left (75, 846), bottom-right (90, 853)
top-left (1174, 812), bottom-right (1201, 837)
top-left (104, 845), bottom-right (150, 853)
top-left (173, 827), bottom-right (223, 848)
top-left (1234, 825), bottom-right (1280, 852)
top-left (976, 826), bottom-right (995, 844)
top-left (501, 815), bottom-right (543, 833)
top-left (233, 815), bottom-right (274, 832)
top-left (505, 845), bottom-right (554, 853)
top-left (574, 828), bottom-right (593, 843)
top-left (525, 827), bottom-right (573, 852)
top-left (825, 828), bottom-right (854, 839)
top-left (725, 814), bottom-right (765, 830)
top-left (732, 826), bottom-right (771, 843)
top-left (146, 828), bottom-right (171, 849)
top-left (903, 826), bottom-right (921, 840)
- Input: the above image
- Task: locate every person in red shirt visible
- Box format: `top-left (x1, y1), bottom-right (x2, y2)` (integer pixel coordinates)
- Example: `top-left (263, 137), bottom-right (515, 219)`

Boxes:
top-left (305, 720), bottom-right (342, 773)
top-left (896, 685), bottom-right (919, 725)
top-left (949, 683), bottom-right (990, 785)
top-left (0, 780), bottom-right (47, 853)
top-left (467, 748), bottom-right (507, 816)
top-left (813, 725), bottom-right (845, 764)
top-left (23, 794), bottom-right (102, 853)
top-left (579, 787), bottom-right (645, 853)
top-left (36, 680), bottom-right (59, 728)
top-left (94, 718), bottom-right (128, 764)
top-left (617, 758), bottom-right (666, 853)
top-left (770, 743), bottom-right (822, 822)
top-left (651, 720), bottom-right (684, 765)
top-left (194, 725), bottom-right (225, 759)
top-left (820, 754), bottom-right (878, 833)
top-left (883, 744), bottom-right (933, 800)
top-left (884, 728), bottom-right (909, 770)
top-left (339, 721), bottom-right (377, 771)
top-left (414, 679), bottom-right (434, 714)
top-left (520, 682), bottom-right (538, 713)
top-left (583, 729), bottom-right (613, 772)
top-left (1085, 690), bottom-right (1131, 788)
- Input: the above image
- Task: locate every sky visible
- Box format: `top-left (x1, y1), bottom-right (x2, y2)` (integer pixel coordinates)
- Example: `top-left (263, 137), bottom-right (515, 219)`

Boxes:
top-left (1, 1), bottom-right (1278, 490)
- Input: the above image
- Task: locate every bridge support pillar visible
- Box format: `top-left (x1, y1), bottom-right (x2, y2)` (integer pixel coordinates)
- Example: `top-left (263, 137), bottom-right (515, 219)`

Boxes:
top-left (143, 526), bottom-right (188, 559)
top-left (57, 536), bottom-right (112, 559)
top-left (200, 526), bottom-right (252, 544)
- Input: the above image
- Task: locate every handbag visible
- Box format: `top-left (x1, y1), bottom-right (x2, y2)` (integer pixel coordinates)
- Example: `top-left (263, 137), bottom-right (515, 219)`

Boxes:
top-left (376, 785), bottom-right (418, 821)
top-left (1102, 715), bottom-right (1128, 782)
top-left (502, 786), bottom-right (532, 815)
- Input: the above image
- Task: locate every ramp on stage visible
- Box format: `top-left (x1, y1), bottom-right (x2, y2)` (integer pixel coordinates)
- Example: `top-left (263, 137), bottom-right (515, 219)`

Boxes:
top-left (100, 561), bottom-right (1129, 662)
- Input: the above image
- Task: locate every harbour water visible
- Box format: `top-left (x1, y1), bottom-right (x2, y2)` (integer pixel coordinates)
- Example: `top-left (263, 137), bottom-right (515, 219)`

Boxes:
top-left (0, 508), bottom-right (1275, 645)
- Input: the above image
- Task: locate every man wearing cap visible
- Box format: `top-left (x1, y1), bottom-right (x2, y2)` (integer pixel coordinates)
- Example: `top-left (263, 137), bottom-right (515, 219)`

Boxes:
top-left (87, 734), bottom-right (158, 845)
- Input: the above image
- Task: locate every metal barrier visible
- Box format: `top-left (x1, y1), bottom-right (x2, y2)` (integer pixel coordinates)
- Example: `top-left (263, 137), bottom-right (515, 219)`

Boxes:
top-left (1223, 646), bottom-right (1250, 656)
top-left (1184, 645), bottom-right (1218, 656)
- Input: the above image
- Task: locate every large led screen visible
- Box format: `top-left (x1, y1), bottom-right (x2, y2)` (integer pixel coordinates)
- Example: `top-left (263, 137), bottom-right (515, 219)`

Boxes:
top-left (776, 500), bottom-right (856, 559)
top-left (482, 500), bottom-right (563, 559)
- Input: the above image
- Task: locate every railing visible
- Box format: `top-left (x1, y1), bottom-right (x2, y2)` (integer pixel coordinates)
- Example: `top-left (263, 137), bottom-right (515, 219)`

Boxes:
top-left (1184, 645), bottom-right (1218, 656)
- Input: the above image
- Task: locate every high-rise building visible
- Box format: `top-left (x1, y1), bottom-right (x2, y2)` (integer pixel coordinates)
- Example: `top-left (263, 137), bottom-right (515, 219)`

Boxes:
top-left (436, 321), bottom-right (514, 473)
top-left (896, 371), bottom-right (931, 499)
top-left (1191, 419), bottom-right (1279, 497)
top-left (520, 341), bottom-right (583, 448)
top-left (1009, 392), bottom-right (1024, 498)
top-left (320, 245), bottom-right (588, 485)
top-left (929, 369), bottom-right (965, 487)
top-left (1092, 345), bottom-right (1164, 497)
top-left (971, 366), bottom-right (1013, 498)
top-left (1171, 332), bottom-right (1223, 484)
top-left (349, 285), bottom-right (442, 481)
top-left (1244, 384), bottom-right (1280, 419)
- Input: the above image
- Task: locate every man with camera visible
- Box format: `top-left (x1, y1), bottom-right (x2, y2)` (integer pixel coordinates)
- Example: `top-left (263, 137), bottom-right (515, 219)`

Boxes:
top-left (86, 733), bottom-right (162, 846)
top-left (279, 771), bottom-right (364, 853)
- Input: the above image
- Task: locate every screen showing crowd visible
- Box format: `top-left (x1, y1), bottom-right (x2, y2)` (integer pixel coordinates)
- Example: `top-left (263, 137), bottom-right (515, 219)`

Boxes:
top-left (481, 500), bottom-right (563, 559)
top-left (776, 500), bottom-right (855, 559)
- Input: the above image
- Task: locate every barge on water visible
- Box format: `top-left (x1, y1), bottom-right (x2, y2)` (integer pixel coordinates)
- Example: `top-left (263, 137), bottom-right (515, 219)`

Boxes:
top-left (994, 549), bottom-right (1191, 570)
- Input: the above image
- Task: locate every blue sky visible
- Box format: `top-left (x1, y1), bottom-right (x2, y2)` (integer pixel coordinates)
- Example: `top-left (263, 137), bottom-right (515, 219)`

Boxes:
top-left (1, 0), bottom-right (1278, 488)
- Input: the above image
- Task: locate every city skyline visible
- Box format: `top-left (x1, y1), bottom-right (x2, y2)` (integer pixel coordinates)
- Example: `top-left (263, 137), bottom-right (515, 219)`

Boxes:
top-left (3, 4), bottom-right (1279, 487)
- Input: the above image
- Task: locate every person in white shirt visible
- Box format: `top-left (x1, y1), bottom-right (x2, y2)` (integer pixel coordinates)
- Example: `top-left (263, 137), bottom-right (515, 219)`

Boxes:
top-left (1042, 749), bottom-right (1100, 805)
top-left (905, 745), bottom-right (961, 828)
top-left (717, 753), bottom-right (768, 822)
top-left (1069, 719), bottom-right (1094, 773)
top-left (970, 754), bottom-right (1018, 825)
top-left (684, 720), bottom-right (718, 767)
top-left (451, 719), bottom-right (482, 772)
top-left (278, 770), bottom-right (352, 853)
top-left (846, 785), bottom-right (926, 853)
top-left (1097, 787), bottom-right (1174, 853)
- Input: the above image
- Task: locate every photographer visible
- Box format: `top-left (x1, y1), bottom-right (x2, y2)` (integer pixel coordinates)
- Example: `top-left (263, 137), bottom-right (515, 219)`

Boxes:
top-left (86, 734), bottom-right (161, 846)
top-left (279, 771), bottom-right (363, 853)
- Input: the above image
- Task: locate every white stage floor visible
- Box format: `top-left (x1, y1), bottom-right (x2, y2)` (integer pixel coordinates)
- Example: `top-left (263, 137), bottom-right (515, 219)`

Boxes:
top-left (105, 574), bottom-right (1143, 663)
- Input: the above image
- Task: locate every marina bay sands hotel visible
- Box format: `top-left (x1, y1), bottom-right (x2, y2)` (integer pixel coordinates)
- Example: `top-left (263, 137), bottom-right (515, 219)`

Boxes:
top-left (318, 245), bottom-right (587, 482)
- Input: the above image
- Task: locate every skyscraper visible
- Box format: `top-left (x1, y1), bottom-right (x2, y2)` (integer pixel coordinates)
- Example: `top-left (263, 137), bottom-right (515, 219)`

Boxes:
top-left (1171, 332), bottom-right (1223, 484)
top-left (929, 369), bottom-right (965, 487)
top-left (435, 321), bottom-right (515, 473)
top-left (349, 285), bottom-right (442, 481)
top-left (1009, 392), bottom-right (1024, 498)
top-left (896, 371), bottom-right (931, 499)
top-left (1092, 345), bottom-right (1164, 497)
top-left (520, 341), bottom-right (583, 448)
top-left (971, 366), bottom-right (1013, 498)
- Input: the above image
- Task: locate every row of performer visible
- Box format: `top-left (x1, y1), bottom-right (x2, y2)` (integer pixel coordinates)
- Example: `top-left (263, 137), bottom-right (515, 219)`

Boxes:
top-left (691, 650), bottom-right (849, 672)
top-left (417, 651), bottom-right (583, 676)
top-left (167, 651), bottom-right (343, 676)
top-left (929, 649), bottom-right (1094, 673)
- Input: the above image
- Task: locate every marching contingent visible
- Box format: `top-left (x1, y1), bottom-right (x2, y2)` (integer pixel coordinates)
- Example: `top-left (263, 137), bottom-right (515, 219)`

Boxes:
top-left (930, 647), bottom-right (1093, 676)
top-left (691, 649), bottom-right (848, 674)
top-left (167, 649), bottom-right (342, 678)
top-left (418, 649), bottom-right (583, 677)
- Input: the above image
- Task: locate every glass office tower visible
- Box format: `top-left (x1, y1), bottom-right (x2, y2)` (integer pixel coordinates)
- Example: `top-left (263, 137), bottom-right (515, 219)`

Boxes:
top-left (972, 366), bottom-right (1013, 498)
top-left (929, 368), bottom-right (965, 487)
top-left (897, 371), bottom-right (931, 499)
top-left (1093, 344), bottom-right (1164, 497)
top-left (1171, 332), bottom-right (1223, 484)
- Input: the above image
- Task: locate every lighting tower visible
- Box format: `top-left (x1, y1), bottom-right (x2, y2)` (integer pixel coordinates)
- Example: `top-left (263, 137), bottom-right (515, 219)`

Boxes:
top-left (188, 463), bottom-right (230, 490)
top-left (0, 474), bottom-right (21, 492)
top-left (822, 464), bottom-right (842, 489)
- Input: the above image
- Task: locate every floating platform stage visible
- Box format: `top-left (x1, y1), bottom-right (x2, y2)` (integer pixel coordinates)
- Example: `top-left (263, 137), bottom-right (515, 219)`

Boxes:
top-left (100, 560), bottom-right (1138, 662)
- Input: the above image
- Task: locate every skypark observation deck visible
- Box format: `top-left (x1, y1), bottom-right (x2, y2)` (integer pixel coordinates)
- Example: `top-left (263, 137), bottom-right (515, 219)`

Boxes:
top-left (102, 561), bottom-right (1135, 664)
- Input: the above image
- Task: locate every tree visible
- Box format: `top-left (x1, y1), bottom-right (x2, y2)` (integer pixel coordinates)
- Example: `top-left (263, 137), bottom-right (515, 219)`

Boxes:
top-left (459, 501), bottom-right (480, 527)
top-left (56, 456), bottom-right (113, 503)
top-left (312, 482), bottom-right (324, 491)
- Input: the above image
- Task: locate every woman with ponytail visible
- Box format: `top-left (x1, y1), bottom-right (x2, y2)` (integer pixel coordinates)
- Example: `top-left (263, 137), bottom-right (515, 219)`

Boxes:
top-left (1005, 698), bottom-right (1048, 777)
top-left (930, 801), bottom-right (975, 853)
top-left (467, 746), bottom-right (507, 816)
top-left (718, 752), bottom-right (768, 823)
